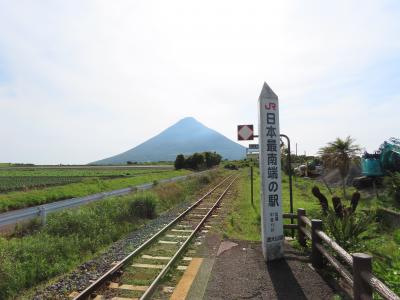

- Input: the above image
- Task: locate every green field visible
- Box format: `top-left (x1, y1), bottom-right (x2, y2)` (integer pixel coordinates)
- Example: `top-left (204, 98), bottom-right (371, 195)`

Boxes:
top-left (0, 176), bottom-right (84, 193)
top-left (0, 167), bottom-right (173, 193)
top-left (0, 167), bottom-right (170, 177)
top-left (0, 167), bottom-right (190, 212)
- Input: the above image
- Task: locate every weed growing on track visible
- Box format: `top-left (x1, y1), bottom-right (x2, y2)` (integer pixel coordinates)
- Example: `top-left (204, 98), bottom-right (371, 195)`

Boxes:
top-left (0, 170), bottom-right (224, 299)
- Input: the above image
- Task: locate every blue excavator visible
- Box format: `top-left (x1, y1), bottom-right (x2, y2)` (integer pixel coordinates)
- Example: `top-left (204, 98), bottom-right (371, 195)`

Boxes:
top-left (353, 138), bottom-right (400, 189)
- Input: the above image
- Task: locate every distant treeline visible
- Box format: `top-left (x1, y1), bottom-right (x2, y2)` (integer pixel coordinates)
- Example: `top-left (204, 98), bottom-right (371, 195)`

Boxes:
top-left (174, 152), bottom-right (222, 170)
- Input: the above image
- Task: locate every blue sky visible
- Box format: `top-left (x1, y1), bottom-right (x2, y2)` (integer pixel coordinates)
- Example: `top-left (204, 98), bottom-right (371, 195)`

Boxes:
top-left (0, 0), bottom-right (399, 164)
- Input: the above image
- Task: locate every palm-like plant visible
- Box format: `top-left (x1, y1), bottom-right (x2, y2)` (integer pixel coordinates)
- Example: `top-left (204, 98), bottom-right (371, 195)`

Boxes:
top-left (319, 136), bottom-right (361, 198)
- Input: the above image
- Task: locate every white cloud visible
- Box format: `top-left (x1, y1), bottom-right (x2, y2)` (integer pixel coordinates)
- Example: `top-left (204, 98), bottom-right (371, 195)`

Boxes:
top-left (0, 0), bottom-right (399, 163)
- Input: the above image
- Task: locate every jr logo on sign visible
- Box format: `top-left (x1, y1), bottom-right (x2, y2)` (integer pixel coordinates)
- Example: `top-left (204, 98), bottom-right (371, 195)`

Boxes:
top-left (265, 102), bottom-right (276, 110)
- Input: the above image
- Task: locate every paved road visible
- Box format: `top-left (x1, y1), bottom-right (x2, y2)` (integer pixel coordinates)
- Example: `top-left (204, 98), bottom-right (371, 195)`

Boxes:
top-left (0, 171), bottom-right (207, 229)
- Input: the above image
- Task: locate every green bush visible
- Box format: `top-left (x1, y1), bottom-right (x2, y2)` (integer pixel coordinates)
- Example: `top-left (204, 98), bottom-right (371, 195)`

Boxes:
top-left (384, 172), bottom-right (400, 204)
top-left (224, 163), bottom-right (238, 170)
top-left (197, 175), bottom-right (211, 185)
top-left (394, 229), bottom-right (400, 244)
top-left (129, 194), bottom-right (157, 219)
top-left (322, 209), bottom-right (376, 251)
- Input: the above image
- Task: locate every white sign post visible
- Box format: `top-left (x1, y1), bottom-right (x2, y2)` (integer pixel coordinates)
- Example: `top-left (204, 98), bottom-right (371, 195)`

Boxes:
top-left (258, 82), bottom-right (284, 261)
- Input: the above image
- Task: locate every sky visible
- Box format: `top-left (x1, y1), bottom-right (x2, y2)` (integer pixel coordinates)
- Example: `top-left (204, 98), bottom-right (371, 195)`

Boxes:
top-left (0, 0), bottom-right (399, 164)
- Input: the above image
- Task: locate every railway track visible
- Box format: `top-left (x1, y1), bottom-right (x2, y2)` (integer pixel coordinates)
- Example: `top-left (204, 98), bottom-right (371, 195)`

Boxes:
top-left (72, 174), bottom-right (238, 300)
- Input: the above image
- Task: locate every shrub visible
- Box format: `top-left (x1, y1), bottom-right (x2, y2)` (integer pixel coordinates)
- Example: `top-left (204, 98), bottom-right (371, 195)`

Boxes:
top-left (129, 194), bottom-right (157, 219)
top-left (224, 163), bottom-right (238, 170)
top-left (12, 217), bottom-right (43, 238)
top-left (197, 175), bottom-right (211, 185)
top-left (322, 209), bottom-right (376, 251)
top-left (384, 172), bottom-right (400, 204)
top-left (311, 185), bottom-right (373, 250)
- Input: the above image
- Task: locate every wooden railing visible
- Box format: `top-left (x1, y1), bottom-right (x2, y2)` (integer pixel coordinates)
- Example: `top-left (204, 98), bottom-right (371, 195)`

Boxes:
top-left (282, 209), bottom-right (400, 300)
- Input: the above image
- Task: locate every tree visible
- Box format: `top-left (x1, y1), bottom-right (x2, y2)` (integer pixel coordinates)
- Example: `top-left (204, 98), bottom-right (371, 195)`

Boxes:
top-left (318, 136), bottom-right (360, 198)
top-left (174, 154), bottom-right (185, 170)
top-left (204, 152), bottom-right (222, 168)
top-left (187, 153), bottom-right (205, 170)
top-left (175, 152), bottom-right (222, 170)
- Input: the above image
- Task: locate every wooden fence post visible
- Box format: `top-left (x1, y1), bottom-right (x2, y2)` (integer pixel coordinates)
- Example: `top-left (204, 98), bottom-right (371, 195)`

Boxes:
top-left (352, 253), bottom-right (373, 300)
top-left (297, 208), bottom-right (306, 246)
top-left (311, 219), bottom-right (323, 268)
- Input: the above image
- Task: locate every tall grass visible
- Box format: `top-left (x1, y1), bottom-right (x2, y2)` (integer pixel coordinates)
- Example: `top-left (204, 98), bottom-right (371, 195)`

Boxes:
top-left (0, 196), bottom-right (141, 299)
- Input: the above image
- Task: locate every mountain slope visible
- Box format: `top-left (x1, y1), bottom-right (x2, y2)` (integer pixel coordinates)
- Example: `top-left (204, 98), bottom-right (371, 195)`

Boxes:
top-left (92, 117), bottom-right (246, 164)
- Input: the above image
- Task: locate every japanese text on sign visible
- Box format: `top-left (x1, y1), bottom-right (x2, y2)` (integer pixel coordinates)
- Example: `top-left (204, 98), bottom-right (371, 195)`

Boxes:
top-left (258, 82), bottom-right (284, 261)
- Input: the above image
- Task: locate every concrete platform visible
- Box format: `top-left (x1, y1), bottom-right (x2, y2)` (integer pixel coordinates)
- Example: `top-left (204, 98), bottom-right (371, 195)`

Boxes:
top-left (186, 237), bottom-right (337, 300)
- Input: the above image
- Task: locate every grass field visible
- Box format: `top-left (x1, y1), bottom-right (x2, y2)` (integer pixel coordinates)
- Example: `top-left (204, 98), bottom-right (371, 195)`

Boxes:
top-left (0, 167), bottom-right (169, 177)
top-left (0, 176), bottom-right (84, 193)
top-left (0, 168), bottom-right (190, 212)
top-left (0, 167), bottom-right (172, 193)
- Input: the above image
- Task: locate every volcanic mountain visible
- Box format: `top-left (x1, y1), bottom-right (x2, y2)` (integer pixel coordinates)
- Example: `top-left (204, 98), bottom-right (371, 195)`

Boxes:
top-left (92, 117), bottom-right (246, 164)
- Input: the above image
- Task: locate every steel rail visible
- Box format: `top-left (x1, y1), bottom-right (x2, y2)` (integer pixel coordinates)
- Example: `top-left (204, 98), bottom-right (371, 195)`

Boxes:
top-left (140, 175), bottom-right (238, 299)
top-left (74, 174), bottom-right (234, 300)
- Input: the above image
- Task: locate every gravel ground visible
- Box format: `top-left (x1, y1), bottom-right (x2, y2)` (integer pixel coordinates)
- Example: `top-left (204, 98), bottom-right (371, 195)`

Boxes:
top-left (32, 201), bottom-right (194, 300)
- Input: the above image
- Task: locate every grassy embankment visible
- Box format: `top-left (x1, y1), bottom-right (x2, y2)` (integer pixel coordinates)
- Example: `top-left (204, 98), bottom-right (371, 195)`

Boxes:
top-left (0, 170), bottom-right (225, 299)
top-left (0, 169), bottom-right (190, 212)
top-left (223, 166), bottom-right (400, 296)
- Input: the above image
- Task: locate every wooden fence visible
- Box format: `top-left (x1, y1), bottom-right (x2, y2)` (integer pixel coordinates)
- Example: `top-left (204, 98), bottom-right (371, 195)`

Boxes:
top-left (282, 209), bottom-right (400, 300)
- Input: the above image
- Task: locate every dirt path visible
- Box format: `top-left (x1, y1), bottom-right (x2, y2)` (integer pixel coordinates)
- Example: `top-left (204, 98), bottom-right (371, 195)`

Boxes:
top-left (203, 239), bottom-right (337, 300)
